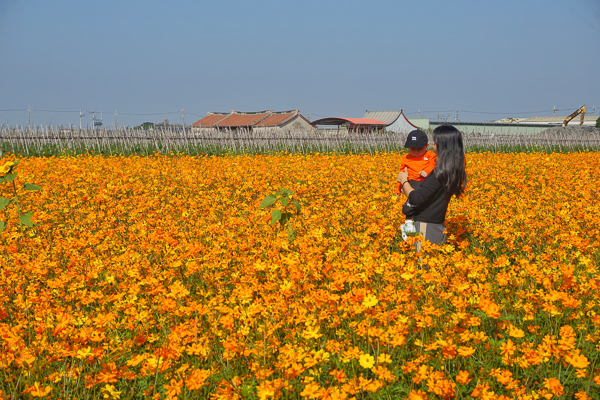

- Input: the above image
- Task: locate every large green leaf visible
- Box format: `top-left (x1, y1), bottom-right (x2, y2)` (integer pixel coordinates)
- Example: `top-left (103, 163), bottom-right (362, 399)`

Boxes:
top-left (280, 197), bottom-right (289, 207)
top-left (259, 194), bottom-right (277, 209)
top-left (282, 189), bottom-right (294, 196)
top-left (3, 173), bottom-right (17, 182)
top-left (0, 221), bottom-right (5, 232)
top-left (279, 212), bottom-right (292, 226)
top-left (24, 183), bottom-right (42, 191)
top-left (0, 197), bottom-right (10, 212)
top-left (292, 200), bottom-right (301, 214)
top-left (19, 211), bottom-right (34, 227)
top-left (270, 209), bottom-right (281, 225)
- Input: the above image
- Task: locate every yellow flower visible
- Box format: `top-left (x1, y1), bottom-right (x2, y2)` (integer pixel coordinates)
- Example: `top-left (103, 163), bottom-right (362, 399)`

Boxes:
top-left (377, 353), bottom-right (392, 364)
top-left (359, 353), bottom-right (375, 369)
top-left (102, 384), bottom-right (121, 399)
top-left (302, 325), bottom-right (323, 340)
top-left (0, 161), bottom-right (15, 176)
top-left (362, 294), bottom-right (378, 308)
top-left (76, 346), bottom-right (93, 359)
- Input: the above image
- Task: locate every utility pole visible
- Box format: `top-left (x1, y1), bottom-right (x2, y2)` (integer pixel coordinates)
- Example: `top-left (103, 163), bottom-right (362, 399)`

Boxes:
top-left (80, 109), bottom-right (84, 130)
top-left (553, 106), bottom-right (556, 117)
top-left (455, 109), bottom-right (460, 122)
top-left (114, 110), bottom-right (118, 129)
top-left (180, 108), bottom-right (186, 130)
top-left (27, 106), bottom-right (32, 131)
top-left (418, 108), bottom-right (421, 118)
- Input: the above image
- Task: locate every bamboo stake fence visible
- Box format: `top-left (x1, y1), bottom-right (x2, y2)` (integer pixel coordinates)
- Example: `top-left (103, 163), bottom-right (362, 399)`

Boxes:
top-left (1, 125), bottom-right (599, 157)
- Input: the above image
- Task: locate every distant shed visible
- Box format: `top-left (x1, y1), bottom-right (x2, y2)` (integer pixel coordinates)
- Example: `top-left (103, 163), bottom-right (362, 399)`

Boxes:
top-left (363, 110), bottom-right (419, 133)
top-left (253, 110), bottom-right (313, 133)
top-left (310, 117), bottom-right (387, 133)
top-left (192, 109), bottom-right (312, 133)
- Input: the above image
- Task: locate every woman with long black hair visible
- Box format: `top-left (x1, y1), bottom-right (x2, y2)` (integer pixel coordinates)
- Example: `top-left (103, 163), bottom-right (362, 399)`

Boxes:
top-left (397, 124), bottom-right (467, 248)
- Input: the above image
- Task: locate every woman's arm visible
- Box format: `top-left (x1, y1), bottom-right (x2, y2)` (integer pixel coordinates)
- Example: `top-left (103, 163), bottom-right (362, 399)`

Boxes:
top-left (406, 173), bottom-right (440, 206)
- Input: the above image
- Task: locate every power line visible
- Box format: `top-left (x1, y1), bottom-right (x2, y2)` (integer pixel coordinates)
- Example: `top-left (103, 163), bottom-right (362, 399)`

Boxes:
top-left (33, 109), bottom-right (79, 113)
top-left (406, 107), bottom-right (584, 116)
top-left (460, 109), bottom-right (555, 115)
top-left (0, 108), bottom-right (182, 115)
top-left (405, 110), bottom-right (455, 114)
top-left (118, 111), bottom-right (180, 116)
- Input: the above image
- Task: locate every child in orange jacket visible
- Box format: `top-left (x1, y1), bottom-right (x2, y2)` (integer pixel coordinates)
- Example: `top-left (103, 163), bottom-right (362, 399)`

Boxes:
top-left (395, 130), bottom-right (436, 195)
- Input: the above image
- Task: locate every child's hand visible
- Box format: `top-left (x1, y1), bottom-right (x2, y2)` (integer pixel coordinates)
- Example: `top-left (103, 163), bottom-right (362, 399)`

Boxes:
top-left (419, 170), bottom-right (428, 178)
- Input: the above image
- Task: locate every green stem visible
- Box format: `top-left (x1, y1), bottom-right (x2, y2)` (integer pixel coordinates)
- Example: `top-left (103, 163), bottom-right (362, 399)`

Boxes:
top-left (11, 180), bottom-right (23, 232)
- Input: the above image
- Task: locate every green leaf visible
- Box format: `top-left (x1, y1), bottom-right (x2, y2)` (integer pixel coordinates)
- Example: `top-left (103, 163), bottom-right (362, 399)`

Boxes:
top-left (282, 189), bottom-right (294, 196)
top-left (292, 200), bottom-right (301, 214)
top-left (0, 221), bottom-right (5, 232)
top-left (270, 209), bottom-right (281, 225)
top-left (0, 197), bottom-right (10, 212)
top-left (259, 194), bottom-right (277, 209)
top-left (279, 212), bottom-right (292, 226)
top-left (19, 211), bottom-right (33, 228)
top-left (24, 183), bottom-right (42, 191)
top-left (4, 173), bottom-right (17, 182)
top-left (280, 197), bottom-right (289, 207)
top-left (12, 160), bottom-right (20, 166)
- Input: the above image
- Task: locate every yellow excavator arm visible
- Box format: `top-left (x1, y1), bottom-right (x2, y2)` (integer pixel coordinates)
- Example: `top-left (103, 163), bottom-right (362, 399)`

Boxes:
top-left (562, 105), bottom-right (586, 127)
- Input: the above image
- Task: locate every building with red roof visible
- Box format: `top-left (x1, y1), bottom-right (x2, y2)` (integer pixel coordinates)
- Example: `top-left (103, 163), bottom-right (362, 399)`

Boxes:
top-left (310, 117), bottom-right (388, 133)
top-left (192, 109), bottom-right (312, 133)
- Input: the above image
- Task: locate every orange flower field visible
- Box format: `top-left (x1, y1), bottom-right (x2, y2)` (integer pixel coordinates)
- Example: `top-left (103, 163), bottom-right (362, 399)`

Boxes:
top-left (1, 152), bottom-right (599, 399)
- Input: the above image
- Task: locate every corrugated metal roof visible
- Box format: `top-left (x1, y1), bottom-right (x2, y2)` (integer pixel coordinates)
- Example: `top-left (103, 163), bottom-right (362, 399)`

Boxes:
top-left (345, 118), bottom-right (387, 125)
top-left (384, 111), bottom-right (419, 133)
top-left (363, 110), bottom-right (401, 126)
top-left (311, 117), bottom-right (387, 126)
top-left (215, 110), bottom-right (272, 127)
top-left (192, 113), bottom-right (229, 127)
top-left (255, 110), bottom-right (298, 126)
top-left (192, 109), bottom-right (312, 128)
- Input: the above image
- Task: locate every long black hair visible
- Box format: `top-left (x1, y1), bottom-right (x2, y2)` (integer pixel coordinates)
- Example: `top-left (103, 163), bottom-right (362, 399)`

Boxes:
top-left (433, 124), bottom-right (467, 197)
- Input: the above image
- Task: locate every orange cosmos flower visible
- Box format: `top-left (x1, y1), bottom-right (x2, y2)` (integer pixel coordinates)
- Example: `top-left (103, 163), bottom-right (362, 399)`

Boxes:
top-left (457, 346), bottom-right (476, 357)
top-left (508, 326), bottom-right (525, 338)
top-left (456, 370), bottom-right (471, 385)
top-left (408, 389), bottom-right (428, 400)
top-left (257, 380), bottom-right (276, 400)
top-left (543, 377), bottom-right (564, 397)
top-left (565, 352), bottom-right (590, 369)
top-left (500, 339), bottom-right (516, 357)
top-left (300, 382), bottom-right (322, 399)
top-left (163, 378), bottom-right (183, 399)
top-left (25, 382), bottom-right (52, 398)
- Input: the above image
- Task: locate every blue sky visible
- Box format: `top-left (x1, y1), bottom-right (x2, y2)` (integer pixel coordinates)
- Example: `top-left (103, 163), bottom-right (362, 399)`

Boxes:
top-left (1, 0), bottom-right (599, 127)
